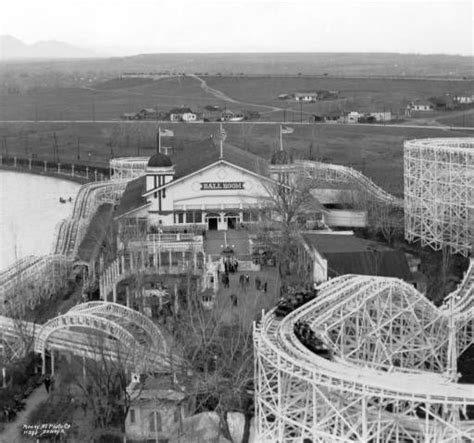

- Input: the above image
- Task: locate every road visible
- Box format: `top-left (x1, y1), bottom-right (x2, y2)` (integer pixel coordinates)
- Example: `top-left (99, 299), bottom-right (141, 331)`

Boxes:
top-left (187, 74), bottom-right (283, 112)
top-left (0, 120), bottom-right (473, 131)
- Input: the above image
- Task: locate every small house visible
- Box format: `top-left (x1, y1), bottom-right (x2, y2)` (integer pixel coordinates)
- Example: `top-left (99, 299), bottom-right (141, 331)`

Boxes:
top-left (294, 92), bottom-right (318, 102)
top-left (370, 111), bottom-right (392, 122)
top-left (169, 107), bottom-right (195, 122)
top-left (405, 101), bottom-right (433, 116)
top-left (125, 375), bottom-right (188, 442)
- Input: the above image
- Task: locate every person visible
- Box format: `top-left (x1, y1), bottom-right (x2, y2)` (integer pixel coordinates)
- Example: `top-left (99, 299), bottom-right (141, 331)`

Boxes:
top-left (224, 274), bottom-right (230, 289)
top-left (239, 274), bottom-right (245, 290)
top-left (255, 276), bottom-right (261, 290)
top-left (263, 281), bottom-right (268, 293)
top-left (230, 294), bottom-right (238, 307)
top-left (44, 375), bottom-right (51, 393)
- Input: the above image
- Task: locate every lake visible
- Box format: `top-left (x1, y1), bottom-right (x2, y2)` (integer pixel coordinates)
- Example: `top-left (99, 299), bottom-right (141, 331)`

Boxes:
top-left (0, 171), bottom-right (81, 270)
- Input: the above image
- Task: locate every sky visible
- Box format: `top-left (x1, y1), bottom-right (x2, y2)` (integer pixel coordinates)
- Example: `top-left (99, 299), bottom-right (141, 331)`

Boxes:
top-left (1, 0), bottom-right (472, 56)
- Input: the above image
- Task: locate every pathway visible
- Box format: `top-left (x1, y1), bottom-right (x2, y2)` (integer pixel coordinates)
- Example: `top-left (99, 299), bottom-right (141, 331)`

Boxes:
top-left (0, 386), bottom-right (48, 443)
top-left (188, 74), bottom-right (283, 112)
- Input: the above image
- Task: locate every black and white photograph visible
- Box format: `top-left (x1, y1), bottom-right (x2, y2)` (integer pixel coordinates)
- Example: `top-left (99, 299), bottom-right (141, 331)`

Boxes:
top-left (0, 0), bottom-right (472, 441)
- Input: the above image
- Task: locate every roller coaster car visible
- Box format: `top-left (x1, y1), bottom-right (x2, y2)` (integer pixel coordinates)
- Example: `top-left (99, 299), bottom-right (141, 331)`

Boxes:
top-left (274, 300), bottom-right (294, 318)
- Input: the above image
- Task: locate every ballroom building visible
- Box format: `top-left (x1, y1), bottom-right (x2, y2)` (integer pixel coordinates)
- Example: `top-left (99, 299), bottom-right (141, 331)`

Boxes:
top-left (115, 137), bottom-right (300, 232)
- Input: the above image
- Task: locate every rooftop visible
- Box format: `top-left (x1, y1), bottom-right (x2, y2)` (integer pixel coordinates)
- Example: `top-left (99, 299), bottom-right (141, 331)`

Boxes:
top-left (77, 203), bottom-right (114, 262)
top-left (115, 176), bottom-right (147, 218)
top-left (301, 233), bottom-right (412, 280)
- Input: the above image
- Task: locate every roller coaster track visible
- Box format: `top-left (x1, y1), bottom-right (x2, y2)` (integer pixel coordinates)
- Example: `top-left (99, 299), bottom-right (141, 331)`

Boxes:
top-left (255, 271), bottom-right (474, 442)
top-left (0, 302), bottom-right (172, 372)
top-left (0, 254), bottom-right (72, 310)
top-left (295, 160), bottom-right (403, 207)
top-left (0, 179), bottom-right (128, 314)
top-left (53, 180), bottom-right (128, 256)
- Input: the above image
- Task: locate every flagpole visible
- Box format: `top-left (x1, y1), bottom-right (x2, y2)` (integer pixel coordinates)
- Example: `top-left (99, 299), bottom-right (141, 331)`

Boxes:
top-left (156, 127), bottom-right (160, 154)
top-left (279, 125), bottom-right (283, 151)
top-left (158, 127), bottom-right (161, 154)
top-left (220, 123), bottom-right (223, 159)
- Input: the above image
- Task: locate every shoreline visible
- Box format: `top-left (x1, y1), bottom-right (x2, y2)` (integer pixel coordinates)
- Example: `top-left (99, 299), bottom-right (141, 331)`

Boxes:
top-left (0, 164), bottom-right (95, 185)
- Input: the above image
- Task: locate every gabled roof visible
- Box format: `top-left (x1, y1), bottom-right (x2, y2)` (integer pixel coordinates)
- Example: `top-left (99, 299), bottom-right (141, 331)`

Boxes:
top-left (169, 107), bottom-right (193, 114)
top-left (164, 136), bottom-right (269, 180)
top-left (143, 138), bottom-right (270, 196)
top-left (115, 176), bottom-right (148, 218)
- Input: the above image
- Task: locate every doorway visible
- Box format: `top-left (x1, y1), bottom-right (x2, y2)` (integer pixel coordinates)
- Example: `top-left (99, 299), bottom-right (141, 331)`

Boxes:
top-left (208, 217), bottom-right (218, 230)
top-left (227, 217), bottom-right (237, 229)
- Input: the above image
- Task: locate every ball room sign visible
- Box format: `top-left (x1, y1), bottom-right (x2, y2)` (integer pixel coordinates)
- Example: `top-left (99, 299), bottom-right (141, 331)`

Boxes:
top-left (201, 182), bottom-right (244, 190)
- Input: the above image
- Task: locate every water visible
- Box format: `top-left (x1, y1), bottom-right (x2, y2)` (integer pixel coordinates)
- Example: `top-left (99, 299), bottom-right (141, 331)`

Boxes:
top-left (0, 171), bottom-right (81, 270)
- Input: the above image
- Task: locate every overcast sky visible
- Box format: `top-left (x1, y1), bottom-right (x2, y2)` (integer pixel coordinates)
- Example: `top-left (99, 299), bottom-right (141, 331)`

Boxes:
top-left (1, 0), bottom-right (472, 56)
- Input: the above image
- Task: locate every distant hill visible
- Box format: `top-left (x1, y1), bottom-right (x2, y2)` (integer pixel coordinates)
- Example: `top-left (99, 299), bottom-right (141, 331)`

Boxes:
top-left (0, 35), bottom-right (99, 60)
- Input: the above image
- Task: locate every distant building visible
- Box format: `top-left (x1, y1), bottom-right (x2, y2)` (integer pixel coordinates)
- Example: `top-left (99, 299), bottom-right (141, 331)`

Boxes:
top-left (137, 108), bottom-right (159, 120)
top-left (278, 93), bottom-right (290, 100)
top-left (370, 111), bottom-right (392, 122)
top-left (182, 112), bottom-right (197, 122)
top-left (340, 111), bottom-right (362, 124)
top-left (294, 92), bottom-right (318, 102)
top-left (298, 232), bottom-right (413, 284)
top-left (220, 110), bottom-right (244, 122)
top-left (121, 112), bottom-right (138, 120)
top-left (405, 101), bottom-right (433, 116)
top-left (453, 94), bottom-right (474, 105)
top-left (169, 107), bottom-right (196, 122)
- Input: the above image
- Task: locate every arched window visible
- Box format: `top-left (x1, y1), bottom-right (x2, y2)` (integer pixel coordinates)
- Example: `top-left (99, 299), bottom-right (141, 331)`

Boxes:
top-left (148, 411), bottom-right (162, 433)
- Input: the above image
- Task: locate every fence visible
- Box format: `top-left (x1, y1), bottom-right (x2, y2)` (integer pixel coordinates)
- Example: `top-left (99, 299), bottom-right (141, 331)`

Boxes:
top-left (0, 155), bottom-right (110, 182)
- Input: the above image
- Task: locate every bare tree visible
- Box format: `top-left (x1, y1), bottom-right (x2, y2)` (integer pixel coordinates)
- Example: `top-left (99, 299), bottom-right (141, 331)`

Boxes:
top-left (257, 172), bottom-right (318, 291)
top-left (60, 337), bottom-right (145, 438)
top-left (172, 288), bottom-right (255, 443)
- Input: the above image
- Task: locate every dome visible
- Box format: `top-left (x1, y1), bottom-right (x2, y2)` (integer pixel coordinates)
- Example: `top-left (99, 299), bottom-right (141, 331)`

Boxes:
top-left (270, 150), bottom-right (292, 165)
top-left (147, 152), bottom-right (172, 168)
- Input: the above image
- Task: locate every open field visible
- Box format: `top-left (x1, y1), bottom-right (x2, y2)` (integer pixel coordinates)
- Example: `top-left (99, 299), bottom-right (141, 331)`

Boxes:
top-left (1, 74), bottom-right (473, 126)
top-left (1, 53), bottom-right (473, 88)
top-left (203, 75), bottom-right (474, 117)
top-left (1, 121), bottom-right (472, 195)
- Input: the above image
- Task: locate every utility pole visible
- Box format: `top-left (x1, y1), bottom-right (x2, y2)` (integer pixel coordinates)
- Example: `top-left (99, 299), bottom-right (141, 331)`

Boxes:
top-left (24, 135), bottom-right (29, 156)
top-left (91, 93), bottom-right (96, 122)
top-left (53, 132), bottom-right (59, 163)
top-left (77, 137), bottom-right (81, 160)
top-left (2, 136), bottom-right (7, 160)
top-left (300, 101), bottom-right (303, 124)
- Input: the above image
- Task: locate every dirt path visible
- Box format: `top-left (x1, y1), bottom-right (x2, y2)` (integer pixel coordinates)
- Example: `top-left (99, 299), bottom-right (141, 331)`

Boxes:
top-left (0, 386), bottom-right (48, 443)
top-left (188, 74), bottom-right (282, 113)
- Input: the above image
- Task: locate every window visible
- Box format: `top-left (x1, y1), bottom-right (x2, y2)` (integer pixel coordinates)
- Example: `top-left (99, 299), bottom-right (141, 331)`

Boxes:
top-left (184, 211), bottom-right (203, 224)
top-left (177, 213), bottom-right (184, 224)
top-left (129, 409), bottom-right (135, 424)
top-left (149, 411), bottom-right (162, 432)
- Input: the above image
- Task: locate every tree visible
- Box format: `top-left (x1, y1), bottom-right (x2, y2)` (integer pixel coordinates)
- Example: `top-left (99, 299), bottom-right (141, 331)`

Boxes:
top-left (171, 287), bottom-right (255, 442)
top-left (59, 337), bottom-right (146, 438)
top-left (257, 171), bottom-right (318, 291)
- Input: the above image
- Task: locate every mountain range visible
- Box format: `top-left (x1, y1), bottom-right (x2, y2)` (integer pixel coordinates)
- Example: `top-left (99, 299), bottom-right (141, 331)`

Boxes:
top-left (0, 35), bottom-right (99, 60)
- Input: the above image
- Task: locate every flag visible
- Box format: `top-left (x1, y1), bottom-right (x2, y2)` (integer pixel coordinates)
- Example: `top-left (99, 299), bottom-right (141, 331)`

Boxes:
top-left (159, 128), bottom-right (174, 137)
top-left (219, 124), bottom-right (227, 142)
top-left (281, 125), bottom-right (294, 135)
